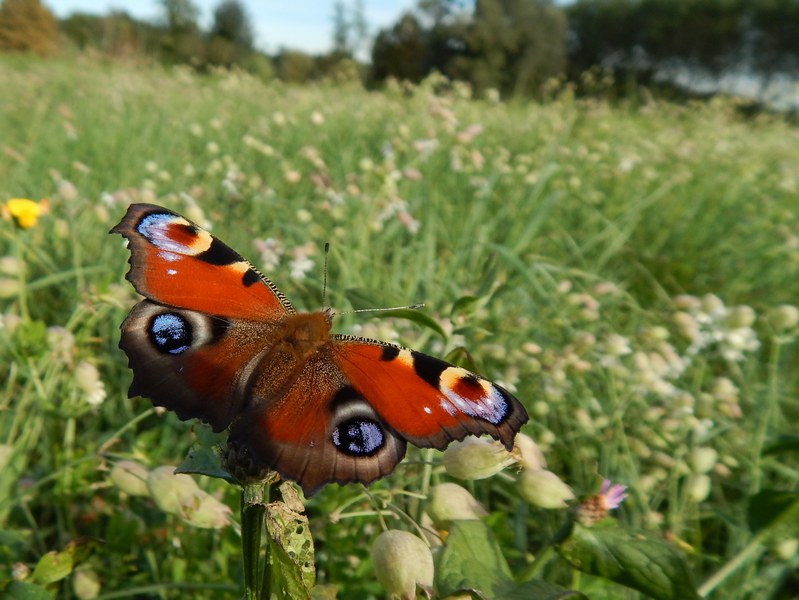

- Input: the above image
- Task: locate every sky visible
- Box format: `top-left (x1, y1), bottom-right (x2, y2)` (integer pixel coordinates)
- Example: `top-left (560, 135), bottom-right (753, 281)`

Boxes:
top-left (46, 1), bottom-right (419, 55)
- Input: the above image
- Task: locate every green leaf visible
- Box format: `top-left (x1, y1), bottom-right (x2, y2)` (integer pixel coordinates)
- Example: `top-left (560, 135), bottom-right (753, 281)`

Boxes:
top-left (344, 287), bottom-right (447, 339)
top-left (747, 490), bottom-right (799, 538)
top-left (451, 325), bottom-right (495, 339)
top-left (494, 580), bottom-right (588, 600)
top-left (267, 541), bottom-right (312, 600)
top-left (437, 521), bottom-right (583, 600)
top-left (174, 430), bottom-right (237, 483)
top-left (2, 580), bottom-right (54, 600)
top-left (309, 584), bottom-right (338, 600)
top-left (0, 529), bottom-right (27, 553)
top-left (265, 483), bottom-right (315, 600)
top-left (450, 295), bottom-right (481, 318)
top-left (436, 520), bottom-right (513, 597)
top-left (556, 522), bottom-right (699, 600)
top-left (31, 538), bottom-right (100, 586)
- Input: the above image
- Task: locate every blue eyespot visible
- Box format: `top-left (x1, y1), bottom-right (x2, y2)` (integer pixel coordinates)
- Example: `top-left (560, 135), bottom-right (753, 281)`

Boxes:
top-left (332, 418), bottom-right (384, 456)
top-left (148, 313), bottom-right (192, 355)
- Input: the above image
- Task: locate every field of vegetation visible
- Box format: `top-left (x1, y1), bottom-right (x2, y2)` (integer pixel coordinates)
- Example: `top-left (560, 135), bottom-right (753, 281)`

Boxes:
top-left (1, 55), bottom-right (798, 599)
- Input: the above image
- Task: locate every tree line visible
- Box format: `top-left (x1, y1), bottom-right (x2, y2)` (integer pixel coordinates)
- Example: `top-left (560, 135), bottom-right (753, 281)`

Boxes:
top-left (1, 0), bottom-right (798, 102)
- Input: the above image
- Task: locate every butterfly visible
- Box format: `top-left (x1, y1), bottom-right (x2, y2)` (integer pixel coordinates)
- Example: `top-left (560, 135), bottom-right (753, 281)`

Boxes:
top-left (112, 203), bottom-right (528, 495)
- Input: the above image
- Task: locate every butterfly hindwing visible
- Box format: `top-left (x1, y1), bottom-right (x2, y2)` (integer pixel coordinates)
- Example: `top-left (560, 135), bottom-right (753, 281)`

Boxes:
top-left (230, 347), bottom-right (408, 495)
top-left (119, 300), bottom-right (284, 431)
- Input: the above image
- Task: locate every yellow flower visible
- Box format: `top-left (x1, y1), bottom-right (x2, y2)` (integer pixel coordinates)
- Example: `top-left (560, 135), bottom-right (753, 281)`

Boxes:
top-left (5, 198), bottom-right (46, 229)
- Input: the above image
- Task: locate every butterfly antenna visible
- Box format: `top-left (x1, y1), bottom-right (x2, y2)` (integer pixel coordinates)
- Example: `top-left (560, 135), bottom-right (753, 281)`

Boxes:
top-left (322, 242), bottom-right (330, 308)
top-left (342, 303), bottom-right (425, 316)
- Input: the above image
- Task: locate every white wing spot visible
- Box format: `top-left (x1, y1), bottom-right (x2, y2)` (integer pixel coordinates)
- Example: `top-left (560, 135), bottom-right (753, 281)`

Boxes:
top-left (158, 250), bottom-right (180, 263)
top-left (439, 367), bottom-right (508, 425)
top-left (138, 213), bottom-right (212, 255)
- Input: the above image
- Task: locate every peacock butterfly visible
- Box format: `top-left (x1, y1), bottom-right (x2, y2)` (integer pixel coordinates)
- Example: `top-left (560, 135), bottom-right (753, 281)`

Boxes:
top-left (112, 203), bottom-right (528, 495)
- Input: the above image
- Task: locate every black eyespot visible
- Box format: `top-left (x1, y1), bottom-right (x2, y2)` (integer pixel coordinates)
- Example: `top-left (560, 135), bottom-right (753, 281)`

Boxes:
top-left (332, 418), bottom-right (384, 456)
top-left (148, 313), bottom-right (192, 355)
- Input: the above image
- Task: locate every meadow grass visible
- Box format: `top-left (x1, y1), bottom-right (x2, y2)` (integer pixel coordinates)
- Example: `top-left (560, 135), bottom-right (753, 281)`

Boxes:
top-left (1, 55), bottom-right (798, 598)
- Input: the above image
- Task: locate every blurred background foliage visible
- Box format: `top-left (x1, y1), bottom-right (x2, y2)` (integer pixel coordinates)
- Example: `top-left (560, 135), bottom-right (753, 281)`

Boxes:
top-left (1, 0), bottom-right (798, 107)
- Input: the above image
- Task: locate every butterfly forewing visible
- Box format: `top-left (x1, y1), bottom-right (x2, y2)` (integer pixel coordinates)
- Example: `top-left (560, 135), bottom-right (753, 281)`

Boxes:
top-left (331, 337), bottom-right (527, 450)
top-left (112, 203), bottom-right (294, 320)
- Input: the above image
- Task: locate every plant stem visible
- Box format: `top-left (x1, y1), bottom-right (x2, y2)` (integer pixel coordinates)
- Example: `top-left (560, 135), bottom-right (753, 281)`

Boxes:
top-left (241, 482), bottom-right (267, 600)
top-left (697, 532), bottom-right (766, 597)
top-left (14, 236), bottom-right (29, 321)
top-left (751, 339), bottom-right (782, 493)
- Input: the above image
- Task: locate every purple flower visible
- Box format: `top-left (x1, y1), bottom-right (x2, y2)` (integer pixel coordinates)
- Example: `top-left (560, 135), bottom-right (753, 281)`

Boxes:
top-left (598, 479), bottom-right (628, 510)
top-left (577, 478), bottom-right (628, 526)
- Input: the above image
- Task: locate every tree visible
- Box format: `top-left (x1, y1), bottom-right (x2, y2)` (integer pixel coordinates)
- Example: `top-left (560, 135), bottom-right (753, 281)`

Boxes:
top-left (161, 0), bottom-right (199, 34)
top-left (332, 0), bottom-right (350, 54)
top-left (275, 50), bottom-right (315, 83)
top-left (565, 0), bottom-right (799, 94)
top-left (160, 0), bottom-right (203, 64)
top-left (331, 0), bottom-right (369, 58)
top-left (417, 0), bottom-right (464, 25)
top-left (750, 0), bottom-right (799, 78)
top-left (455, 0), bottom-right (567, 97)
top-left (0, 0), bottom-right (58, 55)
top-left (210, 0), bottom-right (253, 49)
top-left (371, 13), bottom-right (428, 83)
top-left (350, 0), bottom-right (369, 58)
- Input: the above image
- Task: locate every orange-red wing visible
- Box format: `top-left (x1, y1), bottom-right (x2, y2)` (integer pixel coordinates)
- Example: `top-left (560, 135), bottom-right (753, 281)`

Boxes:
top-left (119, 301), bottom-right (286, 431)
top-left (331, 338), bottom-right (528, 450)
top-left (230, 350), bottom-right (407, 496)
top-left (112, 203), bottom-right (294, 320)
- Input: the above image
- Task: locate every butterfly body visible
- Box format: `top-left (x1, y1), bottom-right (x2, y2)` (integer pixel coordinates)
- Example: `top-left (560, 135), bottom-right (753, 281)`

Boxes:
top-left (113, 203), bottom-right (528, 494)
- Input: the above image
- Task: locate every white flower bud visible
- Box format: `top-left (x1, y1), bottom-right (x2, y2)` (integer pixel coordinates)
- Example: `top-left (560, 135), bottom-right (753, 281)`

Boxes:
top-left (685, 474), bottom-right (712, 503)
top-left (74, 361), bottom-right (106, 406)
top-left (773, 538), bottom-right (798, 561)
top-left (687, 447), bottom-right (718, 474)
top-left (147, 466), bottom-right (200, 516)
top-left (0, 278), bottom-right (21, 298)
top-left (603, 334), bottom-right (631, 357)
top-left (768, 305), bottom-right (799, 332)
top-left (72, 568), bottom-right (100, 599)
top-left (183, 492), bottom-right (232, 529)
top-left (442, 436), bottom-right (515, 480)
top-left (514, 433), bottom-right (547, 471)
top-left (0, 256), bottom-right (22, 276)
top-left (110, 460), bottom-right (149, 497)
top-left (726, 305), bottom-right (756, 329)
top-left (519, 470), bottom-right (575, 509)
top-left (372, 530), bottom-right (434, 599)
top-left (427, 483), bottom-right (487, 528)
top-left (701, 294), bottom-right (725, 315)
